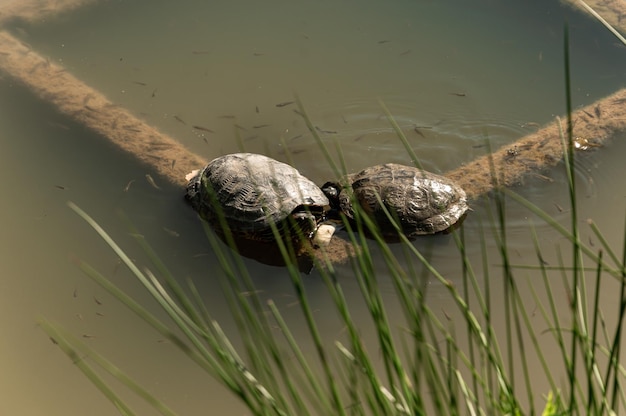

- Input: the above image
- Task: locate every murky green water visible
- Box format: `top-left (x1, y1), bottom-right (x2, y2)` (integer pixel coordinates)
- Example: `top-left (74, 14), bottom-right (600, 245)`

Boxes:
top-left (2, 0), bottom-right (626, 414)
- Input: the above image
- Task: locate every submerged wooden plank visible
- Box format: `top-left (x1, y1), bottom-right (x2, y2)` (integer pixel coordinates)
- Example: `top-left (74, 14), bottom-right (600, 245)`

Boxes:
top-left (0, 0), bottom-right (99, 24)
top-left (0, 30), bottom-right (207, 186)
top-left (445, 87), bottom-right (626, 200)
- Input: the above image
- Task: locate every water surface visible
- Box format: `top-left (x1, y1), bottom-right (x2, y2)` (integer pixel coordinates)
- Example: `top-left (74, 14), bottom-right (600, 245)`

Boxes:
top-left (2, 0), bottom-right (626, 414)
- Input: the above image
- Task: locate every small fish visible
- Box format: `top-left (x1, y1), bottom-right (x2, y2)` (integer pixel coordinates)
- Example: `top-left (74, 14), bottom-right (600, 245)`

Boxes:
top-left (594, 105), bottom-right (602, 118)
top-left (73, 288), bottom-right (78, 298)
top-left (132, 81), bottom-right (147, 86)
top-left (255, 105), bottom-right (260, 113)
top-left (292, 109), bottom-right (304, 117)
top-left (582, 109), bottom-right (594, 119)
top-left (244, 135), bottom-right (259, 141)
top-left (449, 92), bottom-right (466, 97)
top-left (289, 134), bottom-right (302, 141)
top-left (554, 203), bottom-right (564, 212)
top-left (93, 296), bottom-right (102, 305)
top-left (253, 124), bottom-right (270, 129)
top-left (123, 179), bottom-right (135, 192)
top-left (191, 50), bottom-right (210, 55)
top-left (171, 159), bottom-right (176, 170)
top-left (48, 121), bottom-right (70, 130)
top-left (54, 185), bottom-right (67, 190)
top-left (341, 114), bottom-right (348, 124)
top-left (275, 101), bottom-right (294, 108)
top-left (163, 227), bottom-right (180, 238)
top-left (203, 137), bottom-right (208, 144)
top-left (399, 49), bottom-right (411, 56)
top-left (413, 127), bottom-right (425, 138)
top-left (442, 309), bottom-right (452, 321)
top-left (84, 105), bottom-right (99, 112)
top-left (234, 123), bottom-right (247, 131)
top-left (82, 334), bottom-right (97, 339)
top-left (49, 337), bottom-right (58, 345)
top-left (96, 312), bottom-right (105, 317)
top-left (354, 134), bottom-right (365, 141)
top-left (76, 313), bottom-right (83, 320)
top-left (253, 52), bottom-right (264, 56)
top-left (378, 40), bottom-right (391, 44)
top-left (192, 125), bottom-right (214, 133)
top-left (173, 115), bottom-right (186, 125)
top-left (151, 88), bottom-right (157, 98)
top-left (145, 174), bottom-right (160, 190)
top-left (315, 126), bottom-right (337, 134)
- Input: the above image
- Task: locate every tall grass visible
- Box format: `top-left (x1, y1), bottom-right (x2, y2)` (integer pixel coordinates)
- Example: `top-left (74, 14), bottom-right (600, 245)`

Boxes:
top-left (40, 21), bottom-right (626, 416)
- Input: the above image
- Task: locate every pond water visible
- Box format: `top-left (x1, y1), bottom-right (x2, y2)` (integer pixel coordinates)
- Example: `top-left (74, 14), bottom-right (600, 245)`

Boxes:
top-left (2, 0), bottom-right (626, 414)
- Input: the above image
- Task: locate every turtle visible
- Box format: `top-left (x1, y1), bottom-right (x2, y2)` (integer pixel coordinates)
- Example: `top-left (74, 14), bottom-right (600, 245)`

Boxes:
top-left (321, 163), bottom-right (469, 239)
top-left (185, 153), bottom-right (336, 248)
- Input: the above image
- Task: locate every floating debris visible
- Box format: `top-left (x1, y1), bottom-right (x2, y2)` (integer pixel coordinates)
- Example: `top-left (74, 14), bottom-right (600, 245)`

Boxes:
top-left (573, 137), bottom-right (601, 151)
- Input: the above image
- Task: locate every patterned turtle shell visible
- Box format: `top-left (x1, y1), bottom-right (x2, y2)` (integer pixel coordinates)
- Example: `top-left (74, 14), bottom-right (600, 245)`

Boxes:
top-left (186, 153), bottom-right (330, 243)
top-left (323, 163), bottom-right (468, 238)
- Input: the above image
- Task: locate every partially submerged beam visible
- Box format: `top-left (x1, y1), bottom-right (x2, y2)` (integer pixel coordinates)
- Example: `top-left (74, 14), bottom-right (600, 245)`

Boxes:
top-left (445, 87), bottom-right (626, 200)
top-left (0, 0), bottom-right (99, 25)
top-left (0, 31), bottom-right (207, 186)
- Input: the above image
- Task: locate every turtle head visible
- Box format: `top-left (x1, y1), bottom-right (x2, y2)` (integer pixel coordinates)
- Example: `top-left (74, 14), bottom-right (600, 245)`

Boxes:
top-left (321, 182), bottom-right (341, 207)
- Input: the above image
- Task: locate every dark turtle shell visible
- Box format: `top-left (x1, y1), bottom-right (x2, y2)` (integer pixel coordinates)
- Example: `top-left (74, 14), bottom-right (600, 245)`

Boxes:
top-left (323, 163), bottom-right (468, 238)
top-left (186, 153), bottom-right (330, 243)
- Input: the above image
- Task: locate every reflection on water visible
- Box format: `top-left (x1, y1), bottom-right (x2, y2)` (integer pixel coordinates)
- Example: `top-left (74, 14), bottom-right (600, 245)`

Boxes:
top-left (2, 0), bottom-right (626, 414)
